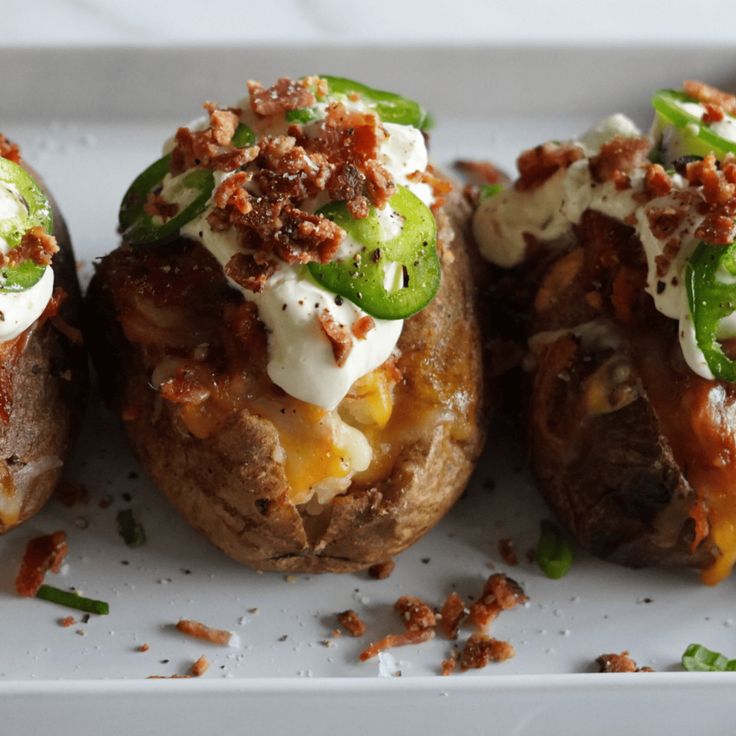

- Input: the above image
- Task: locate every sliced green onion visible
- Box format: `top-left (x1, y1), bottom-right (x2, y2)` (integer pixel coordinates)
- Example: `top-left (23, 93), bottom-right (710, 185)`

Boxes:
top-left (682, 643), bottom-right (736, 672)
top-left (117, 509), bottom-right (146, 548)
top-left (36, 584), bottom-right (109, 615)
top-left (480, 183), bottom-right (504, 200)
top-left (230, 122), bottom-right (256, 148)
top-left (536, 526), bottom-right (574, 579)
top-left (286, 108), bottom-right (318, 125)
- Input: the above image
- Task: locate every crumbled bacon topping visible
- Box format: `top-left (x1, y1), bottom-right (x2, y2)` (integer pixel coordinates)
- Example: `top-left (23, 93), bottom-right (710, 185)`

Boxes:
top-left (440, 654), bottom-right (458, 676)
top-left (643, 163), bottom-right (673, 199)
top-left (15, 530), bottom-right (68, 597)
top-left (596, 651), bottom-right (653, 673)
top-left (498, 538), bottom-right (519, 566)
top-left (515, 143), bottom-right (584, 191)
top-left (175, 618), bottom-right (233, 646)
top-left (702, 103), bottom-right (725, 124)
top-left (459, 634), bottom-right (515, 671)
top-left (59, 616), bottom-right (76, 628)
top-left (224, 252), bottom-right (276, 293)
top-left (143, 193), bottom-right (179, 222)
top-left (190, 655), bottom-right (210, 677)
top-left (647, 205), bottom-right (688, 241)
top-left (3, 226), bottom-right (58, 268)
top-left (439, 591), bottom-right (467, 640)
top-left (318, 310), bottom-right (353, 367)
top-left (0, 134), bottom-right (21, 163)
top-left (337, 609), bottom-right (366, 637)
top-left (352, 315), bottom-right (375, 340)
top-left (683, 80), bottom-right (736, 116)
top-left (685, 154), bottom-right (736, 243)
top-left (468, 574), bottom-right (528, 631)
top-left (171, 103), bottom-right (256, 174)
top-left (589, 136), bottom-right (650, 185)
top-left (248, 77), bottom-right (317, 117)
top-left (395, 596), bottom-right (436, 631)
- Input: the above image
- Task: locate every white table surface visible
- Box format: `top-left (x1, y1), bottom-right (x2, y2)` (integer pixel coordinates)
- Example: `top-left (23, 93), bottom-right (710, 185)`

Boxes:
top-left (4, 0), bottom-right (736, 46)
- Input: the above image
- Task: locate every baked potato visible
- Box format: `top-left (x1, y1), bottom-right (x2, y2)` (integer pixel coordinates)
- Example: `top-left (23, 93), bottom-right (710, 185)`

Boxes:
top-left (86, 76), bottom-right (485, 572)
top-left (473, 81), bottom-right (736, 583)
top-left (0, 136), bottom-right (87, 531)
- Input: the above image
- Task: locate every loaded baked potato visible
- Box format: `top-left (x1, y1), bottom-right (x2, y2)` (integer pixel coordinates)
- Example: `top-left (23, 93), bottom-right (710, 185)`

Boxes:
top-left (473, 81), bottom-right (736, 583)
top-left (87, 76), bottom-right (485, 572)
top-left (0, 136), bottom-right (87, 531)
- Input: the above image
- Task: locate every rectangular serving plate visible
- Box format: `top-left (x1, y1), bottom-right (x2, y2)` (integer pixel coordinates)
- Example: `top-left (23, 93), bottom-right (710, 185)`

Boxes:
top-left (2, 43), bottom-right (736, 735)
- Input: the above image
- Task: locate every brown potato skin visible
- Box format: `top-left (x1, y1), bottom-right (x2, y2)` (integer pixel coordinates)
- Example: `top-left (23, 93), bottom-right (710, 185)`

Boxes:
top-left (86, 190), bottom-right (485, 572)
top-left (0, 172), bottom-right (88, 532)
top-left (518, 212), bottom-right (718, 569)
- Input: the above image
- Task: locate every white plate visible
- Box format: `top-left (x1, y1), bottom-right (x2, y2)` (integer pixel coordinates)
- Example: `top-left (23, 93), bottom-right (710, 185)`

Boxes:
top-left (2, 43), bottom-right (736, 735)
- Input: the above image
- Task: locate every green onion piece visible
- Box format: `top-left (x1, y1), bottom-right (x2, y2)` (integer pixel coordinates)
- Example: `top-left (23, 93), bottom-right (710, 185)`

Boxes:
top-left (116, 509), bottom-right (146, 548)
top-left (36, 584), bottom-right (109, 615)
top-left (231, 123), bottom-right (256, 148)
top-left (480, 183), bottom-right (504, 200)
top-left (681, 643), bottom-right (736, 672)
top-left (536, 526), bottom-right (574, 579)
top-left (286, 108), bottom-right (318, 125)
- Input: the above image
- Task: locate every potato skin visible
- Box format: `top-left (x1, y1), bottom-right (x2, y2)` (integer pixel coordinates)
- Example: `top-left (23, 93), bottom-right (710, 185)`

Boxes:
top-left (519, 211), bottom-right (718, 569)
top-left (0, 172), bottom-right (88, 532)
top-left (87, 190), bottom-right (485, 572)
top-left (530, 339), bottom-right (717, 569)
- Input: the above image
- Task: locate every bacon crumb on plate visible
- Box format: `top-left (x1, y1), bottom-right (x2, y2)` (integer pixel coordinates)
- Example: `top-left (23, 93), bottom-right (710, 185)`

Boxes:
top-left (359, 628), bottom-right (435, 662)
top-left (58, 616), bottom-right (76, 628)
top-left (596, 651), bottom-right (653, 673)
top-left (175, 618), bottom-right (234, 646)
top-left (336, 609), bottom-right (366, 637)
top-left (459, 634), bottom-right (515, 671)
top-left (497, 538), bottom-right (519, 566)
top-left (439, 591), bottom-right (467, 640)
top-left (15, 530), bottom-right (68, 597)
top-left (468, 573), bottom-right (528, 631)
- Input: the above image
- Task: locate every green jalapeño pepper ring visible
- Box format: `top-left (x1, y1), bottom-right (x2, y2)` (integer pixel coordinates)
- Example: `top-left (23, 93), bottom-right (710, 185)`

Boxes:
top-left (686, 240), bottom-right (736, 382)
top-left (287, 76), bottom-right (432, 131)
top-left (308, 186), bottom-right (440, 320)
top-left (0, 158), bottom-right (53, 292)
top-left (119, 123), bottom-right (255, 245)
top-left (652, 89), bottom-right (736, 161)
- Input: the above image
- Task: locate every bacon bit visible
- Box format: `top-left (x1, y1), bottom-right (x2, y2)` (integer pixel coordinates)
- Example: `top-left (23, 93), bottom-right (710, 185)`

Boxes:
top-left (453, 159), bottom-right (508, 186)
top-left (439, 591), bottom-right (467, 640)
top-left (498, 538), bottom-right (519, 566)
top-left (686, 154), bottom-right (736, 205)
top-left (407, 166), bottom-right (454, 210)
top-left (337, 609), bottom-right (366, 637)
top-left (585, 290), bottom-right (603, 311)
top-left (468, 574), bottom-right (528, 632)
top-left (175, 619), bottom-right (233, 646)
top-left (368, 559), bottom-right (395, 580)
top-left (171, 104), bottom-right (257, 175)
top-left (395, 596), bottom-right (436, 632)
top-left (55, 481), bottom-right (89, 508)
top-left (359, 628), bottom-right (434, 661)
top-left (15, 530), bottom-right (68, 597)
top-left (459, 634), bottom-right (515, 671)
top-left (612, 170), bottom-right (631, 191)
top-left (248, 77), bottom-right (316, 117)
top-left (318, 309), bottom-right (353, 367)
top-left (143, 193), bottom-right (179, 222)
top-left (647, 205), bottom-right (687, 240)
top-left (224, 252), bottom-right (276, 293)
top-left (702, 103), bottom-right (725, 124)
top-left (327, 163), bottom-right (370, 219)
top-left (0, 134), bottom-right (21, 163)
top-left (644, 163), bottom-right (673, 198)
top-left (213, 171), bottom-right (252, 215)
top-left (190, 655), bottom-right (210, 677)
top-left (683, 80), bottom-right (736, 116)
top-left (596, 651), bottom-right (653, 673)
top-left (695, 214), bottom-right (735, 245)
top-left (158, 366), bottom-right (210, 406)
top-left (352, 315), bottom-right (375, 340)
top-left (58, 616), bottom-right (76, 628)
top-left (3, 226), bottom-right (58, 268)
top-left (589, 136), bottom-right (650, 185)
top-left (515, 143), bottom-right (584, 191)
top-left (138, 643), bottom-right (150, 652)
top-left (440, 654), bottom-right (457, 676)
